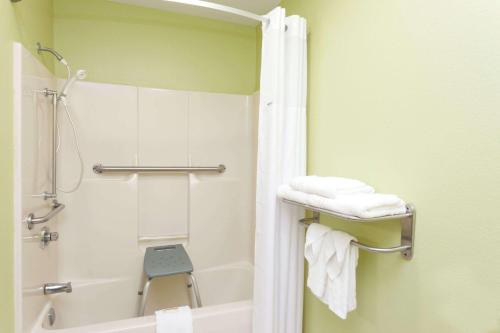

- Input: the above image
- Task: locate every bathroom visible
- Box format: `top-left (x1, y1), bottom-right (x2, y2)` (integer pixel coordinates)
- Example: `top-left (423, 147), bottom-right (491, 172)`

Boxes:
top-left (1, 0), bottom-right (499, 333)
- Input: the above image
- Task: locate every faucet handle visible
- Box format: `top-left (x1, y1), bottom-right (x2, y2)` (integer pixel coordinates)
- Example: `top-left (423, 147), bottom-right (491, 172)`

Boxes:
top-left (40, 227), bottom-right (59, 249)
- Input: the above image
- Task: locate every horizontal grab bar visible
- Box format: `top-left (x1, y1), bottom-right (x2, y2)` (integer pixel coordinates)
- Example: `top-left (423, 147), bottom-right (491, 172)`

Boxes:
top-left (25, 201), bottom-right (65, 230)
top-left (93, 164), bottom-right (226, 174)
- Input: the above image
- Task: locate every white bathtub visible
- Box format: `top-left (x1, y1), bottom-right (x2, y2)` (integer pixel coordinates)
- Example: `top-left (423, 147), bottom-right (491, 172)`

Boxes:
top-left (32, 263), bottom-right (253, 333)
top-left (33, 301), bottom-right (252, 333)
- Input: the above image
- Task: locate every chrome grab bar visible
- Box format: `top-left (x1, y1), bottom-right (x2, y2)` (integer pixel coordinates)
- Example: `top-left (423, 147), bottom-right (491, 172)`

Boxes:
top-left (25, 201), bottom-right (65, 230)
top-left (93, 164), bottom-right (226, 174)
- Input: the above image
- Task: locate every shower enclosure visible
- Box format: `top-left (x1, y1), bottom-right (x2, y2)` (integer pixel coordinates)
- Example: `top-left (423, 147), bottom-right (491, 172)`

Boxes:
top-left (14, 43), bottom-right (258, 332)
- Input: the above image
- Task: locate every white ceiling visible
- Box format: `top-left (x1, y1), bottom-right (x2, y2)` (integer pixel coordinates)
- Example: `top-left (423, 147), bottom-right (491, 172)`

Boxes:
top-left (109, 0), bottom-right (280, 25)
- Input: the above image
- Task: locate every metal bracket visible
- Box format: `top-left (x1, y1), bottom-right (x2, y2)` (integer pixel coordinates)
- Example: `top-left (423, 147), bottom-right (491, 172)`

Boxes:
top-left (400, 204), bottom-right (416, 260)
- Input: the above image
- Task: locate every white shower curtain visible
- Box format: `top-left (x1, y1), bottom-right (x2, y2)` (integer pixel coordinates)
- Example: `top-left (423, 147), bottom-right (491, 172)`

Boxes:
top-left (253, 7), bottom-right (307, 333)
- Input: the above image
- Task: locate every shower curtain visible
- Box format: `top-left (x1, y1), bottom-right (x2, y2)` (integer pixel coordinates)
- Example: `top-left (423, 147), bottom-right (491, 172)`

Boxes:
top-left (253, 7), bottom-right (307, 333)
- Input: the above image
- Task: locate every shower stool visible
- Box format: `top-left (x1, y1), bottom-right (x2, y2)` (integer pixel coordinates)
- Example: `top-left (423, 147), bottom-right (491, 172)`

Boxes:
top-left (138, 244), bottom-right (202, 316)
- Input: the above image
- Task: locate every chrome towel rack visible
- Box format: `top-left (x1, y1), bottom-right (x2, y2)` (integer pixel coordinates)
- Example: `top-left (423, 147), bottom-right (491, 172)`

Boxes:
top-left (282, 199), bottom-right (416, 260)
top-left (25, 201), bottom-right (65, 230)
top-left (93, 164), bottom-right (226, 174)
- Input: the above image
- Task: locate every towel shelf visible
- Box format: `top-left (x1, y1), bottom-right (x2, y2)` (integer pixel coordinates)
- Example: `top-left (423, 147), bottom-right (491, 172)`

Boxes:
top-left (282, 199), bottom-right (416, 260)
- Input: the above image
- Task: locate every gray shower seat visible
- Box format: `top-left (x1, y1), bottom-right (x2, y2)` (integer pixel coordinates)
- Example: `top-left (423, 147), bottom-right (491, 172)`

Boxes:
top-left (138, 244), bottom-right (202, 316)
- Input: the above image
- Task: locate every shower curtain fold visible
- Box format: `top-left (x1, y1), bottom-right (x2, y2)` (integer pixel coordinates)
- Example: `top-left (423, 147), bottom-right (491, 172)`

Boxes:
top-left (253, 7), bottom-right (307, 333)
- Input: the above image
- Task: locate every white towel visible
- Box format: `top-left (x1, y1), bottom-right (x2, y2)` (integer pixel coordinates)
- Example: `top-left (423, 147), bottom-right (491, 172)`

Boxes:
top-left (304, 223), bottom-right (333, 297)
top-left (305, 226), bottom-right (358, 319)
top-left (324, 193), bottom-right (407, 219)
top-left (278, 185), bottom-right (407, 219)
top-left (291, 176), bottom-right (374, 199)
top-left (323, 230), bottom-right (358, 319)
top-left (155, 306), bottom-right (193, 333)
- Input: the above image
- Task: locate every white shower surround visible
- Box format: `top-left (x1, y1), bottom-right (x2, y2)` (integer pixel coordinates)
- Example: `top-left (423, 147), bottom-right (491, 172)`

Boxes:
top-left (14, 42), bottom-right (259, 332)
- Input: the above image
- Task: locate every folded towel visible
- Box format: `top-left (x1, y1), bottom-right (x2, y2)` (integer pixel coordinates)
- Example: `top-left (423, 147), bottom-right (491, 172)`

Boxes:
top-left (290, 176), bottom-right (374, 199)
top-left (323, 193), bottom-right (407, 219)
top-left (278, 185), bottom-right (407, 218)
top-left (156, 306), bottom-right (193, 333)
top-left (305, 226), bottom-right (358, 319)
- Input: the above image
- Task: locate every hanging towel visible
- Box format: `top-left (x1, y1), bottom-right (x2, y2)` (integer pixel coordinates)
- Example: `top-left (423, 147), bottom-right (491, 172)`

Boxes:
top-left (322, 230), bottom-right (358, 319)
top-left (155, 306), bottom-right (193, 333)
top-left (278, 185), bottom-right (407, 219)
top-left (304, 223), bottom-right (332, 297)
top-left (304, 227), bottom-right (359, 319)
top-left (290, 176), bottom-right (374, 199)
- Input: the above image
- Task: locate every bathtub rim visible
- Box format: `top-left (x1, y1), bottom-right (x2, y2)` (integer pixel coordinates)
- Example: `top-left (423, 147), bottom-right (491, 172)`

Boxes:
top-left (32, 300), bottom-right (253, 333)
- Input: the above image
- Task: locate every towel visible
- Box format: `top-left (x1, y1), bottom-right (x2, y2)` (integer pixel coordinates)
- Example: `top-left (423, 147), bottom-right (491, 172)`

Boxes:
top-left (304, 223), bottom-right (332, 297)
top-left (290, 176), bottom-right (374, 199)
top-left (305, 226), bottom-right (359, 319)
top-left (324, 193), bottom-right (407, 219)
top-left (278, 185), bottom-right (407, 219)
top-left (155, 306), bottom-right (193, 333)
top-left (323, 230), bottom-right (358, 319)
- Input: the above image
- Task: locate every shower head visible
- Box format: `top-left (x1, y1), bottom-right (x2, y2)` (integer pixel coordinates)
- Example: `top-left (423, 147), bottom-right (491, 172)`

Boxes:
top-left (60, 69), bottom-right (87, 99)
top-left (37, 42), bottom-right (67, 65)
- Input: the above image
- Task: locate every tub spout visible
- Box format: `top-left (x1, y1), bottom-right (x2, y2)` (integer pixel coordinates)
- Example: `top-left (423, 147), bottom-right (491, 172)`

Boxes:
top-left (43, 282), bottom-right (72, 295)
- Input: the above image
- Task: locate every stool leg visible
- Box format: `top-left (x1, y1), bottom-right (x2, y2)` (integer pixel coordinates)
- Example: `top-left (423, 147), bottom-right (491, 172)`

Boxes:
top-left (185, 274), bottom-right (194, 308)
top-left (187, 273), bottom-right (202, 308)
top-left (138, 278), bottom-right (152, 316)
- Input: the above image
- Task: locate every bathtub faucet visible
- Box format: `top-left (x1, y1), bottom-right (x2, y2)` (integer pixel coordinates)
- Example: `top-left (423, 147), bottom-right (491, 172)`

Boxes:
top-left (43, 282), bottom-right (72, 295)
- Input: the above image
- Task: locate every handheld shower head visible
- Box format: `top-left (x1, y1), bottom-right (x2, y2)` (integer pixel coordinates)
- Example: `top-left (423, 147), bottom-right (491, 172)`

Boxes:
top-left (60, 69), bottom-right (87, 99)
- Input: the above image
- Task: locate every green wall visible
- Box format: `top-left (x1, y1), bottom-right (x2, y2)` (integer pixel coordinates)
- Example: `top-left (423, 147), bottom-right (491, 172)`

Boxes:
top-left (53, 0), bottom-right (259, 94)
top-left (280, 0), bottom-right (500, 332)
top-left (0, 1), bottom-right (54, 332)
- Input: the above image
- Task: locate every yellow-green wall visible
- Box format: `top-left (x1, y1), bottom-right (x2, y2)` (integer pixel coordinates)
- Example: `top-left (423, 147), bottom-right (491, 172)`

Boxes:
top-left (280, 0), bottom-right (500, 332)
top-left (53, 0), bottom-right (259, 94)
top-left (0, 1), bottom-right (54, 332)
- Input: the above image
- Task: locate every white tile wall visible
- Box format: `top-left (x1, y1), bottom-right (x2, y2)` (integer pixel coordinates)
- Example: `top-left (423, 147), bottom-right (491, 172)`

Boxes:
top-left (187, 92), bottom-right (255, 269)
top-left (55, 81), bottom-right (257, 315)
top-left (138, 88), bottom-right (189, 238)
top-left (58, 81), bottom-right (138, 182)
top-left (58, 179), bottom-right (139, 279)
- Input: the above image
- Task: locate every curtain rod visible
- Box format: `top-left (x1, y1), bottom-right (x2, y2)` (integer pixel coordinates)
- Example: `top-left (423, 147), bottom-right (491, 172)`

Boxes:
top-left (156, 0), bottom-right (270, 25)
top-left (11, 0), bottom-right (269, 25)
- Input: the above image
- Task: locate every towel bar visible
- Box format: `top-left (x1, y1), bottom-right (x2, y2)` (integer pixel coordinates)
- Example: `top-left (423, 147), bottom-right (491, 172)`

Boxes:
top-left (284, 199), bottom-right (416, 260)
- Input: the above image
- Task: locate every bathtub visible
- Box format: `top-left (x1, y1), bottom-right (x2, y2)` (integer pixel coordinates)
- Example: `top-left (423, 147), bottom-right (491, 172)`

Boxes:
top-left (33, 301), bottom-right (252, 333)
top-left (31, 262), bottom-right (253, 333)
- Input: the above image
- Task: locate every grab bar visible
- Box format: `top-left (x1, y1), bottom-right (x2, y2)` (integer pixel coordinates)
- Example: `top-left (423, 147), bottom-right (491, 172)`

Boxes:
top-left (25, 201), bottom-right (65, 230)
top-left (93, 164), bottom-right (226, 174)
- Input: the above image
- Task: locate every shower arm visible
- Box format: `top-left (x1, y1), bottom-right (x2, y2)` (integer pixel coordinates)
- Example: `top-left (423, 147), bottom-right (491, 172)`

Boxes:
top-left (36, 43), bottom-right (66, 64)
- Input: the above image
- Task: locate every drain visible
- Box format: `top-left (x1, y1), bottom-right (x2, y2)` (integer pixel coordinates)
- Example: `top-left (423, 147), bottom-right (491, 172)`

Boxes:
top-left (47, 308), bottom-right (56, 326)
